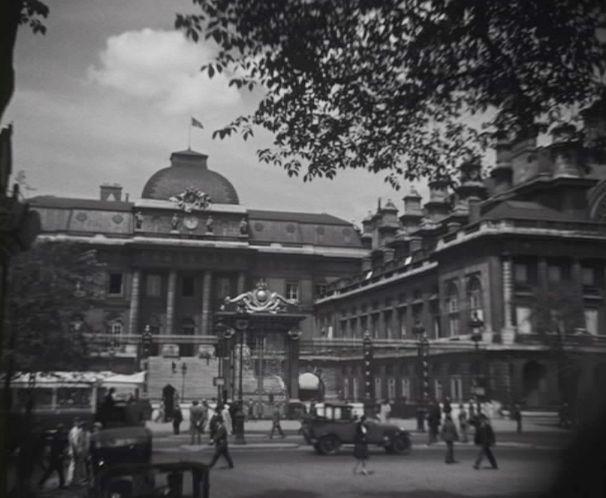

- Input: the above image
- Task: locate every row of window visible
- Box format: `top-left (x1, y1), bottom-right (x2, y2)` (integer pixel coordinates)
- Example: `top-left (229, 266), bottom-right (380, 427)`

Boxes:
top-left (516, 306), bottom-right (601, 335)
top-left (107, 272), bottom-right (331, 302)
top-left (342, 376), bottom-right (465, 402)
top-left (514, 262), bottom-right (602, 286)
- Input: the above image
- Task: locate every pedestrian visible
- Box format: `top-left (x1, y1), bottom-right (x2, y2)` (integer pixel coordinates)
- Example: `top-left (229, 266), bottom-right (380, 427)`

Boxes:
top-left (269, 403), bottom-right (286, 439)
top-left (209, 406), bottom-right (222, 441)
top-left (378, 399), bottom-right (391, 423)
top-left (67, 418), bottom-right (85, 486)
top-left (427, 400), bottom-right (441, 445)
top-left (468, 403), bottom-right (477, 429)
top-left (512, 403), bottom-right (522, 434)
top-left (38, 424), bottom-right (68, 490)
top-left (352, 415), bottom-right (370, 476)
top-left (154, 400), bottom-right (165, 423)
top-left (190, 400), bottom-right (205, 444)
top-left (473, 415), bottom-right (498, 470)
top-left (458, 404), bottom-right (469, 443)
top-left (162, 384), bottom-right (176, 422)
top-left (88, 422), bottom-right (103, 479)
top-left (222, 403), bottom-right (233, 435)
top-left (440, 414), bottom-right (459, 464)
top-left (416, 404), bottom-right (426, 432)
top-left (208, 416), bottom-right (234, 469)
top-left (173, 405), bottom-right (183, 435)
top-left (442, 396), bottom-right (452, 416)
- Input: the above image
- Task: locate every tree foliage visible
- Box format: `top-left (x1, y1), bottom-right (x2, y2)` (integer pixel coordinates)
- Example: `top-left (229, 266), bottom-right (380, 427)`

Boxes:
top-left (5, 241), bottom-right (105, 372)
top-left (176, 0), bottom-right (606, 186)
top-left (0, 0), bottom-right (48, 123)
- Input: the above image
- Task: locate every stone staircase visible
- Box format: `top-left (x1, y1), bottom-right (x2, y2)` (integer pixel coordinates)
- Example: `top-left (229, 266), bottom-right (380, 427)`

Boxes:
top-left (147, 356), bottom-right (219, 402)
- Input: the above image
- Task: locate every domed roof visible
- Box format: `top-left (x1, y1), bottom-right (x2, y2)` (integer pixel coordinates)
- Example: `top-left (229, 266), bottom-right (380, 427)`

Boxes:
top-left (141, 149), bottom-right (239, 204)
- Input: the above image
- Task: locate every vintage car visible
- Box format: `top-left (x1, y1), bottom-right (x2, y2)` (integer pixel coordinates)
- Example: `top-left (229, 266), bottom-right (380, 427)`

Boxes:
top-left (90, 461), bottom-right (210, 498)
top-left (301, 402), bottom-right (411, 455)
top-left (91, 401), bottom-right (153, 475)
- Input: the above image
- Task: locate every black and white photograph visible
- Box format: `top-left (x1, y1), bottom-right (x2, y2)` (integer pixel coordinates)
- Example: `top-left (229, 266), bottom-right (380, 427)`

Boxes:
top-left (1, 1), bottom-right (606, 497)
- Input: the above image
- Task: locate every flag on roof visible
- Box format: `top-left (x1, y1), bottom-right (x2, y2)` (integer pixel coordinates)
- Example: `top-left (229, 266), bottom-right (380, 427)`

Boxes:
top-left (191, 117), bottom-right (204, 129)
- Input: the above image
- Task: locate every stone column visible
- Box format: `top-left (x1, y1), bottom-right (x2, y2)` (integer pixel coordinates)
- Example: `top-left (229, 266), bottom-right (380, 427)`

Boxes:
top-left (128, 270), bottom-right (141, 335)
top-left (237, 272), bottom-right (246, 294)
top-left (502, 257), bottom-right (515, 344)
top-left (201, 271), bottom-right (212, 335)
top-left (166, 270), bottom-right (177, 335)
top-left (288, 335), bottom-right (300, 401)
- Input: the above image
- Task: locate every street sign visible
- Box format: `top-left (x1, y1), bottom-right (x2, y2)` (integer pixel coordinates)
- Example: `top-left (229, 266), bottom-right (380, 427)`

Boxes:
top-left (213, 377), bottom-right (225, 386)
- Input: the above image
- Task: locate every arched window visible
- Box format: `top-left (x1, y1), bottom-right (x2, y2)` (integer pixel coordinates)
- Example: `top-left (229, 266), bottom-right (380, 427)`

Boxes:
top-left (446, 282), bottom-right (460, 336)
top-left (467, 276), bottom-right (483, 319)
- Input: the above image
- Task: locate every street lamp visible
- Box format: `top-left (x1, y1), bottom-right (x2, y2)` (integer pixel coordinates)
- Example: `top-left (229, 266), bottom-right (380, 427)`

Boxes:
top-left (233, 311), bottom-right (250, 444)
top-left (362, 331), bottom-right (374, 405)
top-left (469, 312), bottom-right (484, 400)
top-left (287, 329), bottom-right (302, 401)
top-left (412, 321), bottom-right (430, 403)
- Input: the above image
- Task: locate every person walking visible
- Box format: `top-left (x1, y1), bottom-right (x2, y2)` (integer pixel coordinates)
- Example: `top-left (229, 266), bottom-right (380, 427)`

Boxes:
top-left (268, 403), bottom-right (286, 439)
top-left (208, 416), bottom-right (234, 469)
top-left (67, 418), bottom-right (86, 486)
top-left (190, 400), bottom-right (205, 444)
top-left (458, 404), bottom-right (469, 443)
top-left (416, 404), bottom-right (426, 432)
top-left (440, 414), bottom-right (459, 464)
top-left (208, 406), bottom-right (222, 441)
top-left (173, 405), bottom-right (183, 435)
top-left (352, 415), bottom-right (370, 476)
top-left (222, 403), bottom-right (233, 435)
top-left (427, 400), bottom-right (441, 445)
top-left (473, 415), bottom-right (498, 470)
top-left (442, 397), bottom-right (452, 416)
top-left (38, 424), bottom-right (68, 490)
top-left (512, 403), bottom-right (522, 434)
top-left (154, 400), bottom-right (165, 423)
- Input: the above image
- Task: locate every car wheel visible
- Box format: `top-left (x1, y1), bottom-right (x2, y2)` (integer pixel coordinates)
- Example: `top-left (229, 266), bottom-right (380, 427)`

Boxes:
top-left (318, 435), bottom-right (341, 455)
top-left (390, 434), bottom-right (411, 454)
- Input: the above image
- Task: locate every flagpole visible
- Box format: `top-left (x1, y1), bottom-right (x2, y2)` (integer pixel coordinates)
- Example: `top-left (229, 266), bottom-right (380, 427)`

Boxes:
top-left (188, 118), bottom-right (191, 150)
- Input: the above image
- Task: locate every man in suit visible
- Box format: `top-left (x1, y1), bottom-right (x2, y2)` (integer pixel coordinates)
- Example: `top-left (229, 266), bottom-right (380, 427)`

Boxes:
top-left (208, 416), bottom-right (234, 469)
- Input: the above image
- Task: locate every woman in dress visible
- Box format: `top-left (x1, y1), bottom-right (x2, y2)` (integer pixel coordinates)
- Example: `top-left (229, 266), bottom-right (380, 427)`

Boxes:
top-left (353, 415), bottom-right (370, 475)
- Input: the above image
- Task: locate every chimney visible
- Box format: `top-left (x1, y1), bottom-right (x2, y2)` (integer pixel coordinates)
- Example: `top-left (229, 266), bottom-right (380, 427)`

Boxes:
top-left (446, 221), bottom-right (461, 233)
top-left (100, 183), bottom-right (123, 202)
top-left (468, 198), bottom-right (482, 223)
top-left (383, 248), bottom-right (395, 263)
top-left (491, 133), bottom-right (513, 193)
top-left (549, 124), bottom-right (581, 178)
top-left (361, 256), bottom-right (372, 273)
top-left (409, 236), bottom-right (423, 254)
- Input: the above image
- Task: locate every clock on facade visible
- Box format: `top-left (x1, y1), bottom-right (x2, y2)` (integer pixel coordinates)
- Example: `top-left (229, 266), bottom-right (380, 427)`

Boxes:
top-left (183, 215), bottom-right (199, 230)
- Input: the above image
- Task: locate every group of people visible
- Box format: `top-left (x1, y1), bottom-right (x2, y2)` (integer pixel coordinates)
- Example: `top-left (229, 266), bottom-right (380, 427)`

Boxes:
top-left (36, 417), bottom-right (104, 490)
top-left (422, 398), bottom-right (499, 469)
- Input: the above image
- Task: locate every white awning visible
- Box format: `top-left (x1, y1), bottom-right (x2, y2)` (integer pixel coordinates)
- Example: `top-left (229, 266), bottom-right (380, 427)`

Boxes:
top-left (299, 372), bottom-right (320, 390)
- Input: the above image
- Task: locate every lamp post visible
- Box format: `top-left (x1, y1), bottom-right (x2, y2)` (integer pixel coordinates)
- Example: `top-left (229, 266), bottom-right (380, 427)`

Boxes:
top-left (362, 331), bottom-right (374, 412)
top-left (412, 321), bottom-right (430, 402)
top-left (217, 323), bottom-right (234, 404)
top-left (233, 311), bottom-right (250, 444)
top-left (180, 362), bottom-right (188, 400)
top-left (469, 312), bottom-right (484, 401)
top-left (287, 329), bottom-right (302, 401)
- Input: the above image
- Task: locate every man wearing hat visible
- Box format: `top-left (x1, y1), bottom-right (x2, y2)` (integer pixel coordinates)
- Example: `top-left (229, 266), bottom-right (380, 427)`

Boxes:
top-left (208, 416), bottom-right (234, 469)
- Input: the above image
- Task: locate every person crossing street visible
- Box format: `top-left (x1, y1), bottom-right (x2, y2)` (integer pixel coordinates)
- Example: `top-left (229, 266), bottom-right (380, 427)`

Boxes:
top-left (473, 415), bottom-right (498, 470)
top-left (208, 416), bottom-right (234, 469)
top-left (268, 403), bottom-right (286, 439)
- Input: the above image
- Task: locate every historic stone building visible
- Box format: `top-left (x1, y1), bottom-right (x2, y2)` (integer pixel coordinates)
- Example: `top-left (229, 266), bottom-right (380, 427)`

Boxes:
top-left (315, 101), bottom-right (606, 409)
top-left (28, 100), bottom-right (606, 408)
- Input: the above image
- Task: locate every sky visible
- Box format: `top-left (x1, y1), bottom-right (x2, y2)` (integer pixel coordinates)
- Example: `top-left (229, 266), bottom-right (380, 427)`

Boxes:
top-left (4, 0), bottom-right (427, 225)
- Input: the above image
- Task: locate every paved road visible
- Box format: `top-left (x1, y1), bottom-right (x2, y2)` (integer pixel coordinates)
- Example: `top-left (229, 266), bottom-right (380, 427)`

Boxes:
top-left (152, 443), bottom-right (561, 498)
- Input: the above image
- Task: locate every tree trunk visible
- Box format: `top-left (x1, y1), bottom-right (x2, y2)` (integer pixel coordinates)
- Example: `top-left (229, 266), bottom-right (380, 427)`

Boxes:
top-left (0, 0), bottom-right (22, 123)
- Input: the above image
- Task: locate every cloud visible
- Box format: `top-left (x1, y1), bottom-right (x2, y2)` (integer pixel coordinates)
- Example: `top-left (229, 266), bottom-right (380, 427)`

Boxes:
top-left (88, 29), bottom-right (240, 114)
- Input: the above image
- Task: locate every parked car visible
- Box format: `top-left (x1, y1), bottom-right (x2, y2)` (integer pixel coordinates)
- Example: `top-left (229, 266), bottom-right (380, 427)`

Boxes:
top-left (301, 402), bottom-right (411, 455)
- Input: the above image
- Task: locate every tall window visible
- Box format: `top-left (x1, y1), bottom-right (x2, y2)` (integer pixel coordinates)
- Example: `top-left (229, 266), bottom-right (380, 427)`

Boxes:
top-left (434, 380), bottom-right (443, 401)
top-left (585, 309), bottom-right (599, 335)
top-left (384, 310), bottom-right (393, 338)
top-left (286, 281), bottom-right (299, 301)
top-left (467, 276), bottom-right (483, 320)
top-left (446, 282), bottom-right (459, 336)
top-left (217, 277), bottom-right (231, 299)
top-left (374, 377), bottom-right (382, 400)
top-left (548, 265), bottom-right (562, 283)
top-left (182, 276), bottom-right (195, 297)
top-left (514, 263), bottom-right (528, 284)
top-left (108, 273), bottom-right (123, 295)
top-left (401, 377), bottom-right (411, 400)
top-left (343, 377), bottom-right (350, 400)
top-left (450, 376), bottom-right (463, 401)
top-left (146, 274), bottom-right (162, 297)
top-left (387, 377), bottom-right (396, 400)
top-left (181, 317), bottom-right (195, 335)
top-left (582, 267), bottom-right (596, 287)
top-left (399, 308), bottom-right (407, 337)
top-left (110, 322), bottom-right (123, 337)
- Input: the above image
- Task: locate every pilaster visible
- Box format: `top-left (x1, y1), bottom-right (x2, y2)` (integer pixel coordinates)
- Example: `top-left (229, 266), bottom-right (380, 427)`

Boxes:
top-left (201, 271), bottom-right (212, 335)
top-left (128, 270), bottom-right (141, 334)
top-left (166, 270), bottom-right (177, 335)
